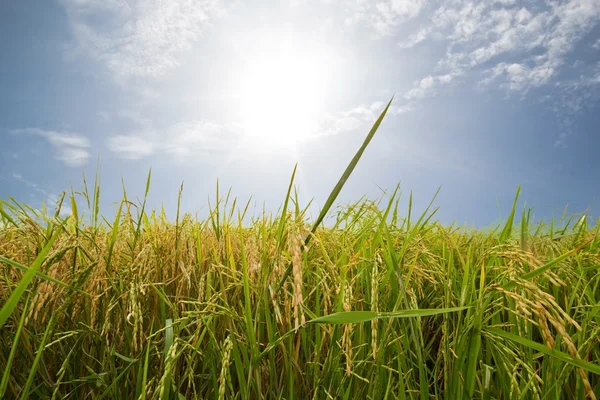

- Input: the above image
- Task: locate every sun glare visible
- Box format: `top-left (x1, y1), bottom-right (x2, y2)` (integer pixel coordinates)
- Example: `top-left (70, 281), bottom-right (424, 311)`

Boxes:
top-left (237, 42), bottom-right (332, 151)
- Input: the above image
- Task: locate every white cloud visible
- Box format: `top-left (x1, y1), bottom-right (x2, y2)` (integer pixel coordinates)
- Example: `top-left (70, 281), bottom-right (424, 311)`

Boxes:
top-left (46, 133), bottom-right (90, 149)
top-left (103, 100), bottom-right (411, 162)
top-left (11, 128), bottom-right (91, 167)
top-left (390, 102), bottom-right (416, 115)
top-left (548, 63), bottom-right (600, 147)
top-left (165, 120), bottom-right (237, 161)
top-left (398, 27), bottom-right (431, 48)
top-left (315, 100), bottom-right (412, 136)
top-left (341, 0), bottom-right (427, 36)
top-left (481, 62), bottom-right (554, 92)
top-left (102, 110), bottom-right (159, 160)
top-left (106, 135), bottom-right (155, 159)
top-left (105, 120), bottom-right (239, 163)
top-left (12, 172), bottom-right (45, 194)
top-left (401, 0), bottom-right (600, 98)
top-left (319, 103), bottom-right (382, 136)
top-left (374, 0), bottom-right (600, 148)
top-left (61, 0), bottom-right (226, 82)
top-left (57, 148), bottom-right (91, 167)
top-left (405, 74), bottom-right (455, 99)
top-left (111, 103), bottom-right (407, 158)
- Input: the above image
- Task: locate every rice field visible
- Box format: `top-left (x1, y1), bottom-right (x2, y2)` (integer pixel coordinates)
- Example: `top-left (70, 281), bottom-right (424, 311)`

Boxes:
top-left (1, 102), bottom-right (600, 399)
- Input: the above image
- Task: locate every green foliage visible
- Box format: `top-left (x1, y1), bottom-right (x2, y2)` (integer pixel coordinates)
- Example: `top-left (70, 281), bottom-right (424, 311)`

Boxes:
top-left (1, 100), bottom-right (600, 399)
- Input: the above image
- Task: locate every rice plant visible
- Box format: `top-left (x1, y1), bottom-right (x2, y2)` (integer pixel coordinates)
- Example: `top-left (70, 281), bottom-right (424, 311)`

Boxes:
top-left (1, 99), bottom-right (599, 399)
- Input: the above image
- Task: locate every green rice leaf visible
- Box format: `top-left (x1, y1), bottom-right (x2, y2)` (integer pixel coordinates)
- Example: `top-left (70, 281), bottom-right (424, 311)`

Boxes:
top-left (0, 229), bottom-right (60, 329)
top-left (308, 307), bottom-right (469, 325)
top-left (486, 328), bottom-right (600, 375)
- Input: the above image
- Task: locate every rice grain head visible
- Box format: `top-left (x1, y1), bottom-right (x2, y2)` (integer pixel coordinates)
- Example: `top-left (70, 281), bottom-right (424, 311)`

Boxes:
top-left (218, 335), bottom-right (233, 400)
top-left (290, 225), bottom-right (305, 331)
top-left (342, 281), bottom-right (353, 376)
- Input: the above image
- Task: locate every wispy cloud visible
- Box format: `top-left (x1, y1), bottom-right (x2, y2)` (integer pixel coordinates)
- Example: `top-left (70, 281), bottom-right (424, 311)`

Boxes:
top-left (405, 74), bottom-right (454, 99)
top-left (340, 0), bottom-right (427, 36)
top-left (106, 119), bottom-right (238, 163)
top-left (106, 135), bottom-right (155, 159)
top-left (399, 0), bottom-right (600, 98)
top-left (316, 102), bottom-right (388, 137)
top-left (12, 173), bottom-right (40, 190)
top-left (11, 128), bottom-right (91, 167)
top-left (102, 109), bottom-right (157, 159)
top-left (104, 100), bottom-right (415, 162)
top-left (61, 0), bottom-right (226, 82)
top-left (315, 101), bottom-right (413, 137)
top-left (56, 148), bottom-right (91, 167)
top-left (165, 120), bottom-right (238, 161)
top-left (550, 65), bottom-right (600, 147)
top-left (398, 27), bottom-right (431, 49)
top-left (480, 62), bottom-right (554, 92)
top-left (384, 0), bottom-right (600, 147)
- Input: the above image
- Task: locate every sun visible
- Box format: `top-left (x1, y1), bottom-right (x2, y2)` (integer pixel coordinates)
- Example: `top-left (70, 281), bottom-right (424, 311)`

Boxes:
top-left (237, 41), bottom-right (332, 151)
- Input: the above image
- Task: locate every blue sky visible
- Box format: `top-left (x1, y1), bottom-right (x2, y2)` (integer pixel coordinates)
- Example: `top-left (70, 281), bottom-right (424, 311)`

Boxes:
top-left (1, 0), bottom-right (599, 227)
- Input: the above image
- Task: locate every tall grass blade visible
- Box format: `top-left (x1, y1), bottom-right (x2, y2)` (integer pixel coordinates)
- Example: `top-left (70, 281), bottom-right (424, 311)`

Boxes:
top-left (503, 237), bottom-right (593, 290)
top-left (308, 307), bottom-right (468, 324)
top-left (0, 229), bottom-right (59, 328)
top-left (0, 200), bottom-right (19, 228)
top-left (0, 255), bottom-right (86, 294)
top-left (276, 96), bottom-right (394, 292)
top-left (0, 297), bottom-right (29, 398)
top-left (499, 186), bottom-right (521, 242)
top-left (275, 164), bottom-right (297, 254)
top-left (486, 328), bottom-right (600, 375)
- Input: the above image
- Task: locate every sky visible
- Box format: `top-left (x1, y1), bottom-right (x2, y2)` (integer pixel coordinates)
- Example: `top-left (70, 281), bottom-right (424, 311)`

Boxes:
top-left (1, 0), bottom-right (599, 228)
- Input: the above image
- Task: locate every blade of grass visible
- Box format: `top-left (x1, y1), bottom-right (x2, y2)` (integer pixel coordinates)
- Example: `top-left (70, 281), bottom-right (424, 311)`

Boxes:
top-left (0, 296), bottom-right (30, 398)
top-left (238, 213), bottom-right (259, 387)
top-left (502, 237), bottom-right (593, 290)
top-left (137, 324), bottom-right (153, 400)
top-left (276, 96), bottom-right (394, 293)
top-left (0, 229), bottom-right (59, 328)
top-left (91, 160), bottom-right (101, 232)
top-left (275, 164), bottom-right (297, 255)
top-left (105, 199), bottom-right (124, 273)
top-left (307, 307), bottom-right (469, 324)
top-left (97, 361), bottom-right (137, 400)
top-left (486, 328), bottom-right (600, 375)
top-left (499, 186), bottom-right (521, 242)
top-left (162, 318), bottom-right (174, 400)
top-left (132, 169), bottom-right (152, 253)
top-left (0, 255), bottom-right (88, 295)
top-left (19, 313), bottom-right (55, 400)
top-left (0, 200), bottom-right (19, 228)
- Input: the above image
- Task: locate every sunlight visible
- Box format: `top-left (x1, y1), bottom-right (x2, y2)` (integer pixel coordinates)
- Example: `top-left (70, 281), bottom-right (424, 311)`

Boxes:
top-left (237, 41), bottom-right (332, 151)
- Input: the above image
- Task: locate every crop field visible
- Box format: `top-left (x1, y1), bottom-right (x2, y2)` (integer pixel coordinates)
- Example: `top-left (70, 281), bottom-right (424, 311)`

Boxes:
top-left (1, 105), bottom-right (600, 399)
